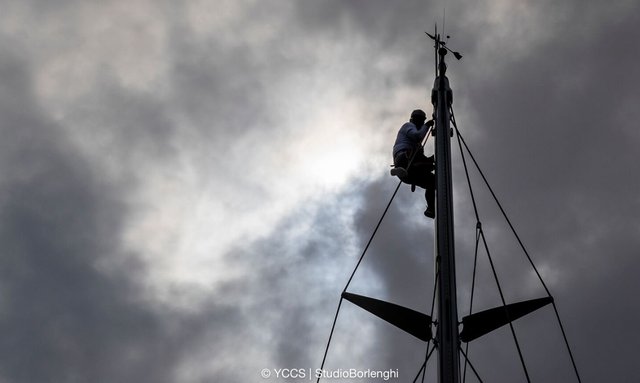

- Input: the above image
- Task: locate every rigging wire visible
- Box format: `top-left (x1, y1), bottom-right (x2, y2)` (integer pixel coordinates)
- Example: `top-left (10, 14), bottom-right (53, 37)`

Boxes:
top-left (316, 126), bottom-right (434, 383)
top-left (421, 270), bottom-right (440, 383)
top-left (412, 344), bottom-right (436, 383)
top-left (451, 110), bottom-right (582, 382)
top-left (459, 346), bottom-right (484, 383)
top-left (451, 107), bottom-right (531, 382)
top-left (462, 225), bottom-right (481, 382)
top-left (480, 225), bottom-right (532, 382)
top-left (449, 104), bottom-right (479, 381)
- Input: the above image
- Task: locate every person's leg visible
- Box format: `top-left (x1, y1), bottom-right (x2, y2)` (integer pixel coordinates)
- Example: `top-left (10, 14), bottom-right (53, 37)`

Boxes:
top-left (392, 152), bottom-right (410, 179)
top-left (424, 173), bottom-right (435, 218)
top-left (410, 152), bottom-right (434, 173)
top-left (407, 154), bottom-right (435, 218)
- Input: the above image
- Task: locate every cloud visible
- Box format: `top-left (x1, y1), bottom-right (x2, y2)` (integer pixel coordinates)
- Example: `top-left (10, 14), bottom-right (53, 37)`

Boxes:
top-left (1, 0), bottom-right (640, 382)
top-left (0, 38), bottom-right (255, 383)
top-left (0, 46), bottom-right (178, 382)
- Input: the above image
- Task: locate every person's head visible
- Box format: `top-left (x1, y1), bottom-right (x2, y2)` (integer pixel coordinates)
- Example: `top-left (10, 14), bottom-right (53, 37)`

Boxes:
top-left (410, 109), bottom-right (426, 126)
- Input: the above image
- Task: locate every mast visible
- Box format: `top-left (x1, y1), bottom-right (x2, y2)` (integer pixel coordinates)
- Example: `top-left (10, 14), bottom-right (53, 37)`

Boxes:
top-left (432, 36), bottom-right (460, 383)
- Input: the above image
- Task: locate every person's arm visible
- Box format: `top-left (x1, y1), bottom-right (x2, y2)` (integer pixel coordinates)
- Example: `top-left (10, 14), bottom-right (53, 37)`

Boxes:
top-left (406, 122), bottom-right (429, 142)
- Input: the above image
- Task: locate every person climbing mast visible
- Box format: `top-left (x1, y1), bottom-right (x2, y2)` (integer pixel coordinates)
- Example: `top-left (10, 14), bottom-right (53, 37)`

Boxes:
top-left (390, 109), bottom-right (436, 218)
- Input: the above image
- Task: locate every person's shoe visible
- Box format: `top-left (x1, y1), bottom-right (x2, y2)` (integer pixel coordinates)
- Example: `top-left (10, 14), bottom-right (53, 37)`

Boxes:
top-left (390, 167), bottom-right (408, 178)
top-left (424, 206), bottom-right (435, 219)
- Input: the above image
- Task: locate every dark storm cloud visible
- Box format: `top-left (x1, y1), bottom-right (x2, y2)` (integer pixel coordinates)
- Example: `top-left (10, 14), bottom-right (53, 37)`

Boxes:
top-left (167, 31), bottom-right (271, 138)
top-left (0, 42), bottom-right (244, 382)
top-left (214, 186), bottom-right (370, 374)
top-left (66, 76), bottom-right (177, 165)
top-left (453, 10), bottom-right (640, 382)
top-left (164, 2), bottom-right (326, 146)
top-left (2, 0), bottom-right (640, 382)
top-left (4, 2), bottom-right (378, 381)
top-left (0, 47), bottom-right (153, 381)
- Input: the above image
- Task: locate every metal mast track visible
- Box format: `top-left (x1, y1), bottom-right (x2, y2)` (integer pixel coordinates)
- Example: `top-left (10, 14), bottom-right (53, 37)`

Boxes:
top-left (432, 33), bottom-right (460, 383)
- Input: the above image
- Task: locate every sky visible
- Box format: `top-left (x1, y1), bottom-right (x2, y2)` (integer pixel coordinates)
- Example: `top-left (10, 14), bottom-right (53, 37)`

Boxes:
top-left (0, 0), bottom-right (639, 382)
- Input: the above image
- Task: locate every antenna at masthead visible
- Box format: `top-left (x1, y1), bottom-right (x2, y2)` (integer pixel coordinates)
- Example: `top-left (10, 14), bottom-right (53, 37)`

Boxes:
top-left (425, 32), bottom-right (463, 60)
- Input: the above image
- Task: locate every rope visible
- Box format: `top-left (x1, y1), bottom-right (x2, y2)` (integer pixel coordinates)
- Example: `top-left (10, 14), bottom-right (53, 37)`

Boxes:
top-left (342, 181), bottom-right (403, 293)
top-left (316, 180), bottom-right (402, 383)
top-left (316, 298), bottom-right (343, 383)
top-left (344, 123), bottom-right (433, 293)
top-left (317, 125), bottom-right (434, 382)
top-left (451, 111), bottom-right (582, 382)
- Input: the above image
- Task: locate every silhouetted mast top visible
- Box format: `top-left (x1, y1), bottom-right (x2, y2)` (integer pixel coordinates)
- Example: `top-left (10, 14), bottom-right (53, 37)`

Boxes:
top-left (432, 33), bottom-right (460, 383)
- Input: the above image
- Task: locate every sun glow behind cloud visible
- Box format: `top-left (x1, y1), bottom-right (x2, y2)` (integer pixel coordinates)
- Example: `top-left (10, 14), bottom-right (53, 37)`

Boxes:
top-left (117, 64), bottom-right (379, 304)
top-left (14, 0), bottom-right (382, 307)
top-left (16, 0), bottom-right (437, 318)
top-left (285, 101), bottom-right (368, 193)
